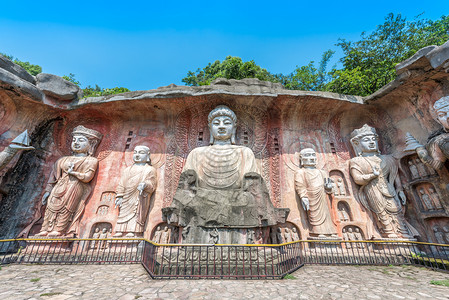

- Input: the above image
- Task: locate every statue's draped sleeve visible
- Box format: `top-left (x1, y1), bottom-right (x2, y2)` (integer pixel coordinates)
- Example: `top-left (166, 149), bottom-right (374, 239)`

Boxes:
top-left (294, 170), bottom-right (307, 198)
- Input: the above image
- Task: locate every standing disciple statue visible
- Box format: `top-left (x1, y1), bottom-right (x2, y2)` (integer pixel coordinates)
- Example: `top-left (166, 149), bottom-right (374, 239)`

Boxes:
top-left (163, 105), bottom-right (289, 244)
top-left (37, 126), bottom-right (102, 237)
top-left (114, 145), bottom-right (157, 237)
top-left (295, 148), bottom-right (337, 238)
top-left (349, 124), bottom-right (418, 239)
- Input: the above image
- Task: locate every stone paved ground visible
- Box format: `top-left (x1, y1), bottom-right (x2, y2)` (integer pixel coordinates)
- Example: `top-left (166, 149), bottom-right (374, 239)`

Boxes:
top-left (0, 264), bottom-right (448, 300)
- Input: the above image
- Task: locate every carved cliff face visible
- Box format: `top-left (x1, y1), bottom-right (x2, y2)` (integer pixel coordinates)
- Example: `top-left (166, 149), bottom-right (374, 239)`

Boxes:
top-left (71, 134), bottom-right (90, 154)
top-left (209, 115), bottom-right (235, 144)
top-left (436, 106), bottom-right (449, 130)
top-left (359, 134), bottom-right (379, 154)
top-left (133, 146), bottom-right (150, 163)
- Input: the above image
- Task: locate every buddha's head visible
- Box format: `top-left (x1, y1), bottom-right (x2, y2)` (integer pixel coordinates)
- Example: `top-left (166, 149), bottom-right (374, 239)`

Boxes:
top-left (133, 145), bottom-right (151, 165)
top-left (299, 148), bottom-right (317, 168)
top-left (433, 96), bottom-right (449, 130)
top-left (71, 125), bottom-right (102, 156)
top-left (350, 124), bottom-right (379, 156)
top-left (208, 105), bottom-right (237, 145)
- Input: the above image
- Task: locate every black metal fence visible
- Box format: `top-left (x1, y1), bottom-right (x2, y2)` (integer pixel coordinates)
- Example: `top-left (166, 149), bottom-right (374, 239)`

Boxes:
top-left (1, 238), bottom-right (448, 279)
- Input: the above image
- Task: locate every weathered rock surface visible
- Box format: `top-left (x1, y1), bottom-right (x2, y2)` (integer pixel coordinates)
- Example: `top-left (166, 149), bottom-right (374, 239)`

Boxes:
top-left (36, 73), bottom-right (83, 101)
top-left (0, 55), bottom-right (36, 84)
top-left (0, 68), bottom-right (44, 102)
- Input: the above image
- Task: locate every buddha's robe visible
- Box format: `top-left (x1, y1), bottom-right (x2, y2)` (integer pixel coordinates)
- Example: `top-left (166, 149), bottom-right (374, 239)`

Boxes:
top-left (41, 156), bottom-right (98, 235)
top-left (116, 164), bottom-right (157, 234)
top-left (349, 155), bottom-right (418, 238)
top-left (294, 168), bottom-right (336, 236)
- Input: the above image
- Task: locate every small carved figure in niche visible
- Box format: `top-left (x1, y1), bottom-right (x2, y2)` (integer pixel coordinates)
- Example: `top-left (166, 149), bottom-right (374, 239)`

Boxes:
top-left (0, 130), bottom-right (34, 171)
top-left (255, 228), bottom-right (263, 244)
top-left (107, 228), bottom-right (112, 249)
top-left (429, 187), bottom-right (443, 210)
top-left (270, 227), bottom-right (277, 244)
top-left (419, 189), bottom-right (434, 211)
top-left (434, 226), bottom-right (446, 244)
top-left (443, 226), bottom-right (449, 243)
top-left (337, 202), bottom-right (350, 222)
top-left (337, 178), bottom-right (346, 196)
top-left (295, 148), bottom-right (337, 238)
top-left (342, 228), bottom-right (348, 240)
top-left (114, 145), bottom-right (157, 237)
top-left (99, 228), bottom-right (108, 249)
top-left (90, 227), bottom-right (100, 249)
top-left (276, 227), bottom-right (284, 244)
top-left (349, 125), bottom-right (419, 239)
top-left (347, 227), bottom-right (356, 241)
top-left (425, 164), bottom-right (437, 176)
top-left (284, 228), bottom-right (293, 243)
top-left (354, 228), bottom-right (364, 248)
top-left (415, 158), bottom-right (428, 177)
top-left (209, 228), bottom-right (219, 244)
top-left (160, 226), bottom-right (170, 244)
top-left (247, 229), bottom-right (255, 244)
top-left (291, 228), bottom-right (300, 241)
top-left (407, 96), bottom-right (449, 171)
top-left (37, 126), bottom-right (102, 237)
top-left (170, 226), bottom-right (179, 243)
top-left (408, 161), bottom-right (420, 179)
top-left (153, 226), bottom-right (162, 243)
top-left (262, 227), bottom-right (270, 244)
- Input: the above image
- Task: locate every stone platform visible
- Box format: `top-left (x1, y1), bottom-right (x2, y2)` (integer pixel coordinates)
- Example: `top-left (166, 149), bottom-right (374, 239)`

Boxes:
top-left (0, 264), bottom-right (448, 299)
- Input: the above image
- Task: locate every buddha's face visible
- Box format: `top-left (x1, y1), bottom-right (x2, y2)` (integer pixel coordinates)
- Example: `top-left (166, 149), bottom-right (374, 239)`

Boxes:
top-left (133, 146), bottom-right (150, 163)
top-left (210, 116), bottom-right (235, 142)
top-left (436, 106), bottom-right (449, 130)
top-left (300, 149), bottom-right (317, 167)
top-left (359, 134), bottom-right (378, 154)
top-left (72, 134), bottom-right (90, 154)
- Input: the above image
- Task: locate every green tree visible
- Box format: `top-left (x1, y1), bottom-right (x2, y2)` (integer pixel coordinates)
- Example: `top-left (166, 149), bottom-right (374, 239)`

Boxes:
top-left (62, 73), bottom-right (80, 86)
top-left (182, 56), bottom-right (279, 86)
top-left (0, 53), bottom-right (42, 76)
top-left (327, 13), bottom-right (449, 96)
top-left (283, 50), bottom-right (334, 91)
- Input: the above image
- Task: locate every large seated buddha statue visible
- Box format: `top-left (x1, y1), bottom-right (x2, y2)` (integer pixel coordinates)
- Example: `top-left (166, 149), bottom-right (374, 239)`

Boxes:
top-left (163, 105), bottom-right (289, 244)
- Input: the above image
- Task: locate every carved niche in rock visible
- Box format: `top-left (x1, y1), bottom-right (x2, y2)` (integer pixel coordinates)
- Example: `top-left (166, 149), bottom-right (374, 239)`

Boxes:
top-left (89, 222), bottom-right (112, 250)
top-left (36, 125), bottom-right (102, 238)
top-left (349, 124), bottom-right (419, 240)
top-left (337, 201), bottom-right (352, 222)
top-left (114, 145), bottom-right (157, 238)
top-left (162, 105), bottom-right (289, 244)
top-left (150, 223), bottom-right (178, 244)
top-left (295, 148), bottom-right (337, 238)
top-left (329, 170), bottom-right (349, 197)
top-left (342, 225), bottom-right (365, 248)
top-left (415, 183), bottom-right (444, 212)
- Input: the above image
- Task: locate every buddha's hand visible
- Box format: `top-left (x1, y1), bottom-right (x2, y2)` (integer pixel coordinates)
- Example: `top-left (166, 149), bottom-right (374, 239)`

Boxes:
top-left (324, 178), bottom-right (333, 192)
top-left (67, 163), bottom-right (75, 174)
top-left (372, 166), bottom-right (380, 177)
top-left (398, 190), bottom-right (406, 205)
top-left (416, 146), bottom-right (430, 162)
top-left (137, 182), bottom-right (146, 195)
top-left (301, 197), bottom-right (310, 211)
top-left (41, 192), bottom-right (50, 206)
top-left (115, 196), bottom-right (123, 208)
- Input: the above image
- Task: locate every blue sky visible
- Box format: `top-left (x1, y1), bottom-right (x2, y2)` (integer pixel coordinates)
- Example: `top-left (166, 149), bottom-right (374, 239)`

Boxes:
top-left (1, 1), bottom-right (448, 91)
